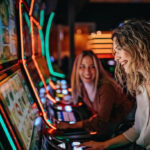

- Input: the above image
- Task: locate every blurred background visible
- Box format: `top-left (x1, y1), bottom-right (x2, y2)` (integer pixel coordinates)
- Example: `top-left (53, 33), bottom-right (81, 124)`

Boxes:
top-left (0, 1), bottom-right (149, 149)
top-left (45, 0), bottom-right (150, 79)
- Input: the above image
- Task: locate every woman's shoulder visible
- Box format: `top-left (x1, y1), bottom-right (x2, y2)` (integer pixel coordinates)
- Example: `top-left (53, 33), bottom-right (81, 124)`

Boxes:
top-left (99, 79), bottom-right (124, 97)
top-left (100, 79), bottom-right (120, 90)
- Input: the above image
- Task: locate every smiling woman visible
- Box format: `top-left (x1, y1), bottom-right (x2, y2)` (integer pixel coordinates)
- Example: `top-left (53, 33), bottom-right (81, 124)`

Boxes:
top-left (82, 19), bottom-right (150, 150)
top-left (79, 55), bottom-right (96, 84)
top-left (56, 50), bottom-right (134, 140)
top-left (113, 37), bottom-right (131, 74)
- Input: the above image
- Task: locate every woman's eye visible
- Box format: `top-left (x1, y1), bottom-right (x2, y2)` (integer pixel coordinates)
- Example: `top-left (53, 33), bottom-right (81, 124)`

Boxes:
top-left (90, 65), bottom-right (95, 69)
top-left (80, 65), bottom-right (85, 69)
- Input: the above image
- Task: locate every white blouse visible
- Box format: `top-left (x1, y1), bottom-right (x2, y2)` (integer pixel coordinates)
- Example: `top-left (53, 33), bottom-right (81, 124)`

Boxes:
top-left (123, 86), bottom-right (150, 150)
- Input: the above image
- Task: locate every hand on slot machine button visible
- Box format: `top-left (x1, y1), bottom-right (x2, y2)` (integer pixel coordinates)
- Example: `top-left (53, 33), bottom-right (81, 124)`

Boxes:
top-left (56, 121), bottom-right (70, 130)
top-left (81, 141), bottom-right (106, 150)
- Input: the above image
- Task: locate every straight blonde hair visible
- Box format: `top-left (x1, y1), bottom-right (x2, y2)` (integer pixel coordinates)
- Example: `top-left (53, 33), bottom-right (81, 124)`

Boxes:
top-left (71, 50), bottom-right (119, 103)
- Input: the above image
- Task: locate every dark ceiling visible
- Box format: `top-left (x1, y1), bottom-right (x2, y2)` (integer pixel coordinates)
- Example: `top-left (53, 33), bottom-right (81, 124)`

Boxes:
top-left (46, 0), bottom-right (150, 31)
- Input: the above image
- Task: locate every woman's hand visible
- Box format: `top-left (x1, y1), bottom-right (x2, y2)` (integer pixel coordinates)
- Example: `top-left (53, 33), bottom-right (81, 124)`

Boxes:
top-left (81, 134), bottom-right (130, 150)
top-left (81, 140), bottom-right (108, 150)
top-left (56, 122), bottom-right (70, 130)
top-left (56, 121), bottom-right (83, 130)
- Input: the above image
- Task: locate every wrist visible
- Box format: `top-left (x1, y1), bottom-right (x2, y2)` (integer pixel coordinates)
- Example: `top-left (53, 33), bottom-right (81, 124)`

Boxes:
top-left (103, 141), bottom-right (111, 149)
top-left (72, 121), bottom-right (83, 128)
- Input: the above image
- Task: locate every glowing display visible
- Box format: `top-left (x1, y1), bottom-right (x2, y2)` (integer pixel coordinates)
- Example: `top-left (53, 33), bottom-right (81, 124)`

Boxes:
top-left (0, 70), bottom-right (36, 149)
top-left (0, 0), bottom-right (18, 64)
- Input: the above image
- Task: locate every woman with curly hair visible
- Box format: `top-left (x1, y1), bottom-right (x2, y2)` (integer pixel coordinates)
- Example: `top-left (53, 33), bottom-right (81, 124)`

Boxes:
top-left (82, 19), bottom-right (150, 150)
top-left (56, 50), bottom-right (133, 139)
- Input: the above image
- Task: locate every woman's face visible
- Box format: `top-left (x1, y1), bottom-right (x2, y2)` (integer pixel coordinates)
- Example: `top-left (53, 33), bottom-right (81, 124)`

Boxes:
top-left (79, 56), bottom-right (96, 84)
top-left (113, 37), bottom-right (132, 74)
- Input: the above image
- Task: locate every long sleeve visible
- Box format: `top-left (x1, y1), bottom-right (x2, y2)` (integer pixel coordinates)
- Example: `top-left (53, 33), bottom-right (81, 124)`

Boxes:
top-left (123, 125), bottom-right (139, 142)
top-left (82, 83), bottom-right (134, 135)
top-left (82, 83), bottom-right (117, 133)
top-left (82, 115), bottom-right (108, 134)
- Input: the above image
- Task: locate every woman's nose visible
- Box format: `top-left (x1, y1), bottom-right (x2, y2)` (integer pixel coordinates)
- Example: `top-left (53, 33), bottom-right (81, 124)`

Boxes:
top-left (114, 52), bottom-right (121, 62)
top-left (85, 67), bottom-right (90, 74)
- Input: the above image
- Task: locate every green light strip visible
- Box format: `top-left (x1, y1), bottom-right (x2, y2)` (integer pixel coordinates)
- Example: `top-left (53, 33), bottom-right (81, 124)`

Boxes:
top-left (39, 81), bottom-right (43, 87)
top-left (0, 114), bottom-right (17, 150)
top-left (39, 9), bottom-right (45, 56)
top-left (45, 12), bottom-right (65, 78)
top-left (0, 142), bottom-right (5, 150)
top-left (39, 77), bottom-right (51, 87)
top-left (24, 12), bottom-right (31, 33)
top-left (40, 9), bottom-right (44, 27)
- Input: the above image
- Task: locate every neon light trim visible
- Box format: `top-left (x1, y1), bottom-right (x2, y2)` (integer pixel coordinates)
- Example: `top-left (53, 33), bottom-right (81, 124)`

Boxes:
top-left (39, 9), bottom-right (45, 56)
top-left (31, 16), bottom-right (42, 29)
top-left (0, 142), bottom-right (5, 150)
top-left (29, 0), bottom-right (34, 16)
top-left (22, 0), bottom-right (29, 12)
top-left (46, 93), bottom-right (57, 103)
top-left (30, 16), bottom-right (56, 103)
top-left (49, 79), bottom-right (57, 90)
top-left (0, 114), bottom-right (17, 150)
top-left (19, 0), bottom-right (56, 129)
top-left (45, 12), bottom-right (65, 78)
top-left (68, 88), bottom-right (72, 92)
top-left (40, 9), bottom-right (44, 27)
top-left (0, 105), bottom-right (21, 150)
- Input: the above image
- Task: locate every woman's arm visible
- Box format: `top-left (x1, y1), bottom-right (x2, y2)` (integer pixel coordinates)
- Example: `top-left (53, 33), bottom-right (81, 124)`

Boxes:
top-left (82, 134), bottom-right (131, 150)
top-left (104, 134), bottom-right (131, 149)
top-left (56, 121), bottom-right (83, 129)
top-left (82, 124), bottom-right (139, 150)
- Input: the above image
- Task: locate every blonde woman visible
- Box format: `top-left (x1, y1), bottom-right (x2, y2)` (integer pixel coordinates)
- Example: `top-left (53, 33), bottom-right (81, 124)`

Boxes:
top-left (82, 19), bottom-right (150, 150)
top-left (56, 50), bottom-right (133, 139)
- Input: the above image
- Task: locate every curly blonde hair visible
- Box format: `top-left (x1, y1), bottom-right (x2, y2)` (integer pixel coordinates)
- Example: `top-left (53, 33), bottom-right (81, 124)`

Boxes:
top-left (112, 19), bottom-right (150, 95)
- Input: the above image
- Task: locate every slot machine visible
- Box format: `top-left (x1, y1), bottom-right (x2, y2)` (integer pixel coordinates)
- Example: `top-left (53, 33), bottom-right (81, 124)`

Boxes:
top-left (0, 0), bottom-right (42, 149)
top-left (0, 0), bottom-right (101, 149)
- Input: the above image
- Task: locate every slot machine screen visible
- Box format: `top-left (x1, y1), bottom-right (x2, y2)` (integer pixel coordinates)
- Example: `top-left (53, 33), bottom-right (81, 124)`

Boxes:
top-left (36, 56), bottom-right (51, 80)
top-left (32, 0), bottom-right (45, 55)
top-left (21, 2), bottom-right (45, 92)
top-left (0, 0), bottom-right (18, 64)
top-left (33, 25), bottom-right (42, 56)
top-left (26, 60), bottom-right (42, 91)
top-left (21, 10), bottom-right (32, 59)
top-left (0, 70), bottom-right (36, 149)
top-left (32, 0), bottom-right (45, 22)
top-left (21, 0), bottom-right (45, 58)
top-left (21, 0), bottom-right (49, 87)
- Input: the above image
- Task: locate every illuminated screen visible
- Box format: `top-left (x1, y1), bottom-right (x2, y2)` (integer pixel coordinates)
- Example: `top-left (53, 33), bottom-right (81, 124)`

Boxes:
top-left (36, 56), bottom-right (50, 80)
top-left (21, 0), bottom-right (50, 86)
top-left (26, 60), bottom-right (42, 90)
top-left (22, 11), bottom-right (32, 59)
top-left (32, 0), bottom-right (45, 22)
top-left (21, 0), bottom-right (45, 58)
top-left (0, 70), bottom-right (36, 149)
top-left (0, 0), bottom-right (18, 64)
top-left (21, 3), bottom-right (46, 91)
top-left (33, 25), bottom-right (42, 56)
